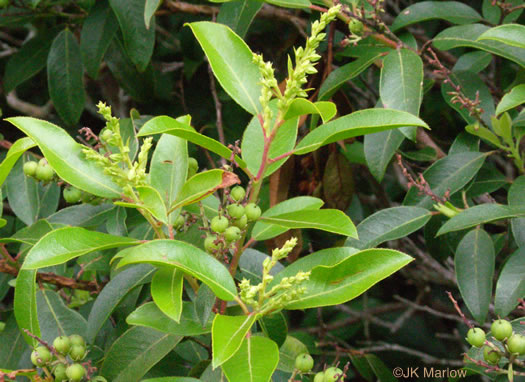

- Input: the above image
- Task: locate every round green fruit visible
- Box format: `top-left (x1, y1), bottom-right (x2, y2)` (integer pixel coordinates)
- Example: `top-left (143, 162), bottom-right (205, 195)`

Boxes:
top-left (349, 19), bottom-right (364, 35)
top-left (507, 333), bottom-right (525, 355)
top-left (204, 235), bottom-right (219, 253)
top-left (66, 363), bottom-right (86, 382)
top-left (224, 226), bottom-right (241, 242)
top-left (63, 187), bottom-right (82, 204)
top-left (211, 216), bottom-right (229, 233)
top-left (69, 344), bottom-right (87, 361)
top-left (188, 158), bottom-right (198, 178)
top-left (295, 353), bottom-right (314, 372)
top-left (35, 163), bottom-right (54, 182)
top-left (466, 328), bottom-right (486, 348)
top-left (314, 372), bottom-right (325, 382)
top-left (231, 186), bottom-right (246, 202)
top-left (23, 161), bottom-right (38, 177)
top-left (491, 319), bottom-right (512, 341)
top-left (324, 367), bottom-right (344, 381)
top-left (53, 363), bottom-right (68, 382)
top-left (53, 335), bottom-right (71, 355)
top-left (173, 215), bottom-right (185, 230)
top-left (483, 346), bottom-right (501, 364)
top-left (31, 346), bottom-right (52, 367)
top-left (227, 204), bottom-right (245, 219)
top-left (232, 214), bottom-right (248, 229)
top-left (245, 203), bottom-right (261, 221)
top-left (69, 334), bottom-right (86, 347)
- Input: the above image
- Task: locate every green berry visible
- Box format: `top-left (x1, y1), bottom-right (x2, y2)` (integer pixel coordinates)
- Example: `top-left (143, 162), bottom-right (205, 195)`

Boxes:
top-left (507, 333), bottom-right (525, 355)
top-left (211, 216), bottom-right (229, 233)
top-left (66, 363), bottom-right (86, 382)
top-left (63, 187), bottom-right (82, 204)
top-left (483, 346), bottom-right (501, 364)
top-left (100, 129), bottom-right (113, 142)
top-left (204, 235), bottom-right (219, 253)
top-left (23, 161), bottom-right (38, 177)
top-left (295, 353), bottom-right (314, 372)
top-left (349, 19), bottom-right (364, 35)
top-left (31, 346), bottom-right (52, 367)
top-left (53, 335), bottom-right (71, 355)
top-left (69, 334), bottom-right (86, 347)
top-left (0, 0), bottom-right (9, 9)
top-left (53, 363), bottom-right (68, 382)
top-left (491, 319), bottom-right (513, 341)
top-left (245, 203), bottom-right (261, 221)
top-left (224, 226), bottom-right (241, 242)
top-left (231, 186), bottom-right (246, 202)
top-left (227, 204), bottom-right (245, 219)
top-left (174, 215), bottom-right (185, 230)
top-left (324, 367), bottom-right (344, 381)
top-left (466, 328), bottom-right (486, 348)
top-left (314, 372), bottom-right (325, 382)
top-left (69, 344), bottom-right (86, 361)
top-left (188, 157), bottom-right (198, 178)
top-left (35, 163), bottom-right (54, 182)
top-left (232, 214), bottom-right (248, 229)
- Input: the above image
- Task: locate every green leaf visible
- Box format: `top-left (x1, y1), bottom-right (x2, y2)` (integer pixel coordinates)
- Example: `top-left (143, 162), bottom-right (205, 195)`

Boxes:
top-left (48, 204), bottom-right (115, 227)
top-left (144, 0), bottom-right (161, 29)
top-left (4, 30), bottom-right (55, 93)
top-left (127, 301), bottom-right (214, 336)
top-left (465, 123), bottom-right (502, 148)
top-left (482, 0), bottom-right (523, 24)
top-left (151, 267), bottom-right (184, 323)
top-left (47, 29), bottom-right (85, 125)
top-left (222, 336), bottom-right (279, 382)
top-left (496, 84), bottom-right (525, 116)
top-left (6, 155), bottom-right (39, 226)
top-left (116, 240), bottom-right (238, 301)
top-left (150, 133), bottom-right (188, 225)
top-left (80, 1), bottom-right (119, 79)
top-left (271, 248), bottom-right (413, 309)
top-left (6, 117), bottom-right (122, 198)
top-left (380, 49), bottom-right (423, 141)
top-left (347, 206), bottom-right (432, 249)
top-left (100, 326), bottom-right (182, 382)
top-left (241, 101), bottom-right (298, 177)
top-left (433, 24), bottom-right (525, 67)
top-left (403, 152), bottom-right (487, 209)
top-left (453, 51), bottom-right (493, 73)
top-left (258, 313), bottom-right (287, 348)
top-left (212, 314), bottom-right (257, 368)
top-left (283, 99), bottom-right (337, 123)
top-left (319, 52), bottom-right (383, 101)
top-left (294, 109), bottom-right (429, 155)
top-left (217, 0), bottom-right (263, 39)
top-left (509, 176), bottom-right (525, 248)
top-left (364, 129), bottom-right (405, 182)
top-left (251, 197), bottom-right (323, 241)
top-left (22, 227), bottom-right (140, 269)
top-left (109, 0), bottom-right (155, 71)
top-left (478, 24), bottom-right (525, 49)
top-left (0, 138), bottom-right (36, 188)
top-left (14, 269), bottom-right (40, 346)
top-left (238, 248), bottom-right (284, 285)
top-left (172, 170), bottom-right (239, 210)
top-left (391, 1), bottom-right (482, 31)
top-left (265, 0), bottom-right (311, 8)
top-left (138, 116), bottom-right (247, 169)
top-left (87, 265), bottom-right (154, 343)
top-left (254, 209), bottom-right (357, 241)
top-left (437, 204), bottom-right (525, 236)
top-left (134, 185), bottom-right (169, 224)
top-left (455, 228), bottom-right (495, 323)
top-left (187, 22), bottom-right (262, 115)
top-left (0, 315), bottom-right (28, 369)
top-left (494, 248), bottom-right (525, 316)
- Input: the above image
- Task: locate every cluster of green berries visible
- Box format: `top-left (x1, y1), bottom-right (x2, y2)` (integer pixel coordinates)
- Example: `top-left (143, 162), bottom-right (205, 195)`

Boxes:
top-left (293, 353), bottom-right (344, 381)
top-left (30, 334), bottom-right (88, 381)
top-left (23, 158), bottom-right (55, 182)
top-left (466, 319), bottom-right (525, 365)
top-left (204, 186), bottom-right (261, 255)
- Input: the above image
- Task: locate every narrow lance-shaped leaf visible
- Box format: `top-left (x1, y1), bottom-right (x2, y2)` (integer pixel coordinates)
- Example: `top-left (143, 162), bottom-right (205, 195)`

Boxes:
top-left (496, 84), bottom-right (525, 116)
top-left (14, 269), bottom-right (40, 346)
top-left (151, 267), bottom-right (184, 323)
top-left (6, 117), bottom-right (122, 198)
top-left (478, 24), bottom-right (525, 49)
top-left (212, 314), bottom-right (258, 368)
top-left (115, 240), bottom-right (238, 301)
top-left (494, 248), bottom-right (525, 316)
top-left (0, 138), bottom-right (36, 187)
top-left (144, 0), bottom-right (162, 29)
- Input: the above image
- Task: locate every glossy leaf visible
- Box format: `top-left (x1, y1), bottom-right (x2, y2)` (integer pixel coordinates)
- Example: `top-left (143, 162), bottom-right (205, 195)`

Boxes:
top-left (283, 99), bottom-right (337, 123)
top-left (509, 176), bottom-right (525, 247)
top-left (136, 185), bottom-right (168, 224)
top-left (271, 248), bottom-right (413, 309)
top-left (109, 0), bottom-right (155, 71)
top-left (222, 336), bottom-right (279, 382)
top-left (238, 248), bottom-right (285, 284)
top-left (496, 84), bottom-right (525, 116)
top-left (48, 204), bottom-right (115, 227)
top-left (258, 313), bottom-right (287, 348)
top-left (116, 240), bottom-right (237, 301)
top-left (187, 22), bottom-right (262, 114)
top-left (265, 0), bottom-right (310, 8)
top-left (494, 248), bottom-right (525, 316)
top-left (364, 129), bottom-right (405, 182)
top-left (391, 1), bottom-right (481, 31)
top-left (127, 301), bottom-right (213, 336)
top-left (6, 117), bottom-right (122, 198)
top-left (216, 0), bottom-right (262, 39)
top-left (47, 29), bottom-right (85, 125)
top-left (212, 314), bottom-right (257, 368)
top-left (6, 155), bottom-right (39, 226)
top-left (437, 204), bottom-right (525, 236)
top-left (478, 24), bottom-right (525, 49)
top-left (14, 269), bottom-right (39, 346)
top-left (100, 326), bottom-right (182, 382)
top-left (453, 51), bottom-right (492, 73)
top-left (144, 0), bottom-right (161, 29)
top-left (151, 267), bottom-right (184, 323)
top-left (403, 152), bottom-right (487, 209)
top-left (455, 228), bottom-right (494, 323)
top-left (294, 109), bottom-right (429, 155)
top-left (0, 315), bottom-right (28, 369)
top-left (22, 227), bottom-right (140, 269)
